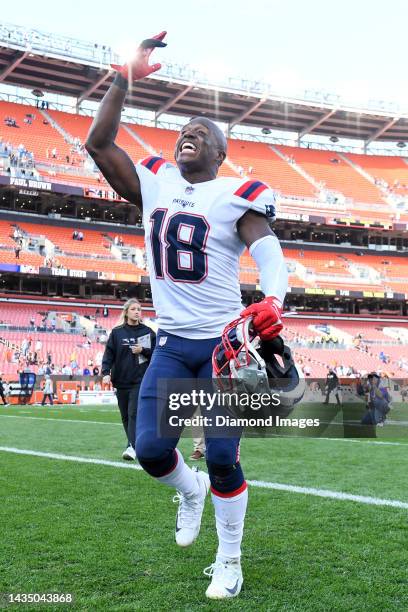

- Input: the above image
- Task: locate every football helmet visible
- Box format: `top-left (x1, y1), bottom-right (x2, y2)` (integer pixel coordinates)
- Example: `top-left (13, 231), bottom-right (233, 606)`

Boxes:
top-left (212, 316), bottom-right (305, 410)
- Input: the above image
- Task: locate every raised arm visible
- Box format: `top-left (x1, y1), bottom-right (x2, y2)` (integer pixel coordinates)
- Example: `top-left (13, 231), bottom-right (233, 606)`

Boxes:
top-left (85, 32), bottom-right (167, 208)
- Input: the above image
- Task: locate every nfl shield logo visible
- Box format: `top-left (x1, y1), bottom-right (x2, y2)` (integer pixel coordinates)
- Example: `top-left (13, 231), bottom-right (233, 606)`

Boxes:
top-left (159, 336), bottom-right (168, 346)
top-left (185, 186), bottom-right (194, 195)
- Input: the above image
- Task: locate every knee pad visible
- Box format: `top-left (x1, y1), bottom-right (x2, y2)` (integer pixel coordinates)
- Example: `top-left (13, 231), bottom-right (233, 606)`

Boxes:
top-left (136, 448), bottom-right (177, 478)
top-left (206, 461), bottom-right (245, 495)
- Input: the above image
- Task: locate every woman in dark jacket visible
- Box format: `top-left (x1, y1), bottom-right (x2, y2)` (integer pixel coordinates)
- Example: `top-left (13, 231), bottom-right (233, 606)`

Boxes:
top-left (102, 299), bottom-right (156, 460)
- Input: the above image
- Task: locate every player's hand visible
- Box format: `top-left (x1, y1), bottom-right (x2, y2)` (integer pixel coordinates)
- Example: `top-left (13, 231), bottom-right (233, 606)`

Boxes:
top-left (102, 374), bottom-right (111, 385)
top-left (111, 31), bottom-right (167, 82)
top-left (131, 345), bottom-right (143, 354)
top-left (241, 296), bottom-right (283, 340)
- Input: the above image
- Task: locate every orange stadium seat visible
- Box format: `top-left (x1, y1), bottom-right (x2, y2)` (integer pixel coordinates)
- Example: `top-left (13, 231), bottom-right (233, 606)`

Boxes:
top-left (104, 232), bottom-right (144, 248)
top-left (2, 100), bottom-right (408, 225)
top-left (2, 212), bottom-right (408, 293)
top-left (0, 220), bottom-right (144, 277)
top-left (347, 153), bottom-right (408, 196)
top-left (277, 145), bottom-right (385, 205)
top-left (40, 171), bottom-right (106, 188)
top-left (18, 222), bottom-right (112, 257)
top-left (0, 220), bottom-right (20, 249)
top-left (47, 110), bottom-right (93, 146)
top-left (0, 101), bottom-right (72, 164)
top-left (227, 139), bottom-right (315, 198)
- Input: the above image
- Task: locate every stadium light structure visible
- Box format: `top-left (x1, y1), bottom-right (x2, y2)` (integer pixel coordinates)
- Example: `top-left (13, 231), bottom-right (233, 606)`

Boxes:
top-left (228, 97), bottom-right (268, 133)
top-left (77, 71), bottom-right (113, 109)
top-left (297, 109), bottom-right (338, 144)
top-left (364, 117), bottom-right (400, 151)
top-left (0, 48), bottom-right (29, 82)
top-left (154, 84), bottom-right (194, 121)
top-left (1, 21), bottom-right (408, 155)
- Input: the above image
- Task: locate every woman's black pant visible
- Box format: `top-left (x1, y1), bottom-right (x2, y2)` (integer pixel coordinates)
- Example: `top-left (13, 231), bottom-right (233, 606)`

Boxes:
top-left (116, 384), bottom-right (141, 448)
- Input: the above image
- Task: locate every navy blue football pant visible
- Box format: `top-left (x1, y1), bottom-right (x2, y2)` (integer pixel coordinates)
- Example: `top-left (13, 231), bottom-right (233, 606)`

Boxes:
top-left (136, 330), bottom-right (245, 495)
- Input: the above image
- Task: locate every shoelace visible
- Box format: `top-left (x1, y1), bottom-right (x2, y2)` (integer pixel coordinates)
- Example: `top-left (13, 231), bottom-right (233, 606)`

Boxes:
top-left (203, 561), bottom-right (225, 578)
top-left (173, 492), bottom-right (201, 525)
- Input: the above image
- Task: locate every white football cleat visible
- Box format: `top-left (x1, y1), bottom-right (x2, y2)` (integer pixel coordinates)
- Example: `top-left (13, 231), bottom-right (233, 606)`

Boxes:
top-left (204, 557), bottom-right (243, 599)
top-left (174, 469), bottom-right (210, 547)
top-left (122, 445), bottom-right (136, 461)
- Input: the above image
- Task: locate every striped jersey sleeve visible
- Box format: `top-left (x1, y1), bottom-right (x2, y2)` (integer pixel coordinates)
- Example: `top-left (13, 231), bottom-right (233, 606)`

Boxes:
top-left (233, 179), bottom-right (276, 221)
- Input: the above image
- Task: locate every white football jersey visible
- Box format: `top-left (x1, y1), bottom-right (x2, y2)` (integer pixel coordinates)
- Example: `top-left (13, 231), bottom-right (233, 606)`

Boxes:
top-left (136, 157), bottom-right (276, 339)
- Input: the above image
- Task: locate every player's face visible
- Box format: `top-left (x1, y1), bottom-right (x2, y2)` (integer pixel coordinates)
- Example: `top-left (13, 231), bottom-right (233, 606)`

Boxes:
top-left (175, 121), bottom-right (222, 171)
top-left (127, 303), bottom-right (141, 324)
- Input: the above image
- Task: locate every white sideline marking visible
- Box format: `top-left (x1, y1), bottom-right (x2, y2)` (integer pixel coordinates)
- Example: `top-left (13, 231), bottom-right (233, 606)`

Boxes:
top-left (0, 446), bottom-right (407, 510)
top-left (1, 414), bottom-right (407, 446)
top-left (319, 437), bottom-right (407, 447)
top-left (246, 478), bottom-right (408, 509)
top-left (0, 446), bottom-right (142, 470)
top-left (0, 414), bottom-right (121, 426)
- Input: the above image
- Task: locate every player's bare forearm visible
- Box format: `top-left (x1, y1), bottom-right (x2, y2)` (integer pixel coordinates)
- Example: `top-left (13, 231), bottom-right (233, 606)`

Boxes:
top-left (237, 210), bottom-right (274, 248)
top-left (85, 81), bottom-right (142, 207)
top-left (87, 80), bottom-right (126, 149)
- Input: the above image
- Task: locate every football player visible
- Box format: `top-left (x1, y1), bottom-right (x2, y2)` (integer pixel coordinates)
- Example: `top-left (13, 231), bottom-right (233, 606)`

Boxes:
top-left (86, 32), bottom-right (288, 600)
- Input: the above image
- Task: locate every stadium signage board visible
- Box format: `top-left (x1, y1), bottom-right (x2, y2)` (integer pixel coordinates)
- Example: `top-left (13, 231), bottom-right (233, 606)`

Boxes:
top-left (330, 217), bottom-right (392, 230)
top-left (19, 189), bottom-right (39, 196)
top-left (51, 268), bottom-right (86, 278)
top-left (304, 288), bottom-right (336, 296)
top-left (278, 212), bottom-right (310, 222)
top-left (34, 266), bottom-right (140, 283)
top-left (0, 176), bottom-right (83, 196)
top-left (287, 285), bottom-right (405, 300)
top-left (10, 177), bottom-right (52, 191)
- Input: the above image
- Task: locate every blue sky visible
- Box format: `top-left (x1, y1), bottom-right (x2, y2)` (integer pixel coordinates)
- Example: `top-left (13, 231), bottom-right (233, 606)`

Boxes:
top-left (2, 0), bottom-right (407, 107)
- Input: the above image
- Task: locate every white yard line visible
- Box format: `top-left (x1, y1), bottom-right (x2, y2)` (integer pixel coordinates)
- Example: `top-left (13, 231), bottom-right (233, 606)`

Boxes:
top-left (247, 478), bottom-right (408, 509)
top-left (0, 446), bottom-right (407, 510)
top-left (0, 414), bottom-right (121, 426)
top-left (318, 437), bottom-right (407, 447)
top-left (1, 414), bottom-right (407, 445)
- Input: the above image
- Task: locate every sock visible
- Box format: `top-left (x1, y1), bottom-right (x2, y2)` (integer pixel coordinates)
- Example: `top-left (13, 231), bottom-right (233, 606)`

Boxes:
top-left (212, 486), bottom-right (248, 560)
top-left (157, 449), bottom-right (199, 497)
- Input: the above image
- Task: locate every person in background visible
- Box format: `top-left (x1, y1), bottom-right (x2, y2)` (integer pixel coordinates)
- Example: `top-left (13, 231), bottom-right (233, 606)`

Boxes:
top-left (323, 368), bottom-right (341, 405)
top-left (14, 240), bottom-right (22, 259)
top-left (367, 373), bottom-right (391, 426)
top-left (41, 375), bottom-right (54, 406)
top-left (190, 433), bottom-right (205, 461)
top-left (102, 298), bottom-right (156, 460)
top-left (0, 376), bottom-right (9, 405)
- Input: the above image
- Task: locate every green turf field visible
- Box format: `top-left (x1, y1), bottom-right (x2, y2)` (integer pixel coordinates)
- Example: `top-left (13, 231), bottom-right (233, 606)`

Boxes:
top-left (1, 403), bottom-right (407, 611)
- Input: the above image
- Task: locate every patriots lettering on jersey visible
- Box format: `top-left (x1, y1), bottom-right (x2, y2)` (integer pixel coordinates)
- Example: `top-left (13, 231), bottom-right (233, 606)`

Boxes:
top-left (173, 198), bottom-right (195, 208)
top-left (141, 156), bottom-right (166, 174)
top-left (234, 180), bottom-right (268, 202)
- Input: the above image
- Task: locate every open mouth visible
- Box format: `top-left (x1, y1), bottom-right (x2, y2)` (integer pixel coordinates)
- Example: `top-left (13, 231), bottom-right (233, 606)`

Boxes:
top-left (179, 142), bottom-right (198, 154)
